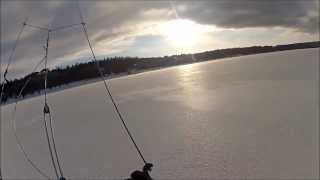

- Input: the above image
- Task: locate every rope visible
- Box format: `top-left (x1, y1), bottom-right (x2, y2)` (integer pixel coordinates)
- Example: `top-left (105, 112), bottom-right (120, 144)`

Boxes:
top-left (1, 16), bottom-right (74, 180)
top-left (48, 111), bottom-right (64, 178)
top-left (11, 55), bottom-right (50, 179)
top-left (7, 27), bottom-right (64, 179)
top-left (0, 10), bottom-right (76, 180)
top-left (24, 23), bottom-right (49, 31)
top-left (0, 22), bottom-right (26, 178)
top-left (42, 30), bottom-right (60, 179)
top-left (0, 7), bottom-right (61, 179)
top-left (42, 29), bottom-right (65, 180)
top-left (6, 26), bottom-right (65, 180)
top-left (43, 111), bottom-right (59, 179)
top-left (77, 1), bottom-right (148, 164)
top-left (0, 21), bottom-right (27, 104)
top-left (2, 3), bottom-right (154, 178)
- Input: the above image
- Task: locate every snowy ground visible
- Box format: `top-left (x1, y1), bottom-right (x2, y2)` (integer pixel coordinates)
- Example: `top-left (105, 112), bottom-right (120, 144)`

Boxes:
top-left (1, 48), bottom-right (319, 179)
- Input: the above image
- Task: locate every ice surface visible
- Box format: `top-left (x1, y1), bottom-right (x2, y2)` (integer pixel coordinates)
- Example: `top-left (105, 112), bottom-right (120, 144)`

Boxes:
top-left (1, 48), bottom-right (319, 179)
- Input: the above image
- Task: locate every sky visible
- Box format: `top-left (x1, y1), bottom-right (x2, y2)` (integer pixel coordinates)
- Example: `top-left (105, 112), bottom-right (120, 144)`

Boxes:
top-left (1, 0), bottom-right (319, 79)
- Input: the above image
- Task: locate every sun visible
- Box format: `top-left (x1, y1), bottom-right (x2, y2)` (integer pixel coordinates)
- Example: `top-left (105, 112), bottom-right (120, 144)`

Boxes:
top-left (161, 19), bottom-right (207, 51)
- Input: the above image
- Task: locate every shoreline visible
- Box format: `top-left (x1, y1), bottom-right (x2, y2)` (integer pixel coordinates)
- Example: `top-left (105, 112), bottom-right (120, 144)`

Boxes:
top-left (1, 47), bottom-right (319, 106)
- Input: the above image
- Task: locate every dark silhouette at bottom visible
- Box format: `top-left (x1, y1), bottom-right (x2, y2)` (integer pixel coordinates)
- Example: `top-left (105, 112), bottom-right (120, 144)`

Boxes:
top-left (126, 163), bottom-right (153, 180)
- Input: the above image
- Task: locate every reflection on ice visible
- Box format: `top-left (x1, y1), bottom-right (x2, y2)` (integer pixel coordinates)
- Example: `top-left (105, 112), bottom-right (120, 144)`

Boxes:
top-left (1, 48), bottom-right (319, 179)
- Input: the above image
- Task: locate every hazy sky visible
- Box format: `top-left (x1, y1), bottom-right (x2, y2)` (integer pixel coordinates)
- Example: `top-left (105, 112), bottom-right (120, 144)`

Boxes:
top-left (1, 0), bottom-right (319, 79)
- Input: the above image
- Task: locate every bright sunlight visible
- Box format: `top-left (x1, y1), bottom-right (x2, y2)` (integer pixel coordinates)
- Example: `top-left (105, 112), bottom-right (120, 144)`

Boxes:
top-left (161, 19), bottom-right (212, 51)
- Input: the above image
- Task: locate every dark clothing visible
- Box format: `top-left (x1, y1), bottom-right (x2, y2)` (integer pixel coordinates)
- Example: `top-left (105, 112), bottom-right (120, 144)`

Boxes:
top-left (130, 170), bottom-right (152, 180)
top-left (126, 163), bottom-right (153, 180)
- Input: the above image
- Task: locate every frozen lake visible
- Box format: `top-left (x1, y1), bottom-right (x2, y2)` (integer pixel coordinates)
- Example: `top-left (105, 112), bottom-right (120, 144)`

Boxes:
top-left (1, 48), bottom-right (319, 179)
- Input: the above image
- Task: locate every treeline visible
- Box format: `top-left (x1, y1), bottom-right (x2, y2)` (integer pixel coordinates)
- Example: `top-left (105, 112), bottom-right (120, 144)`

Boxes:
top-left (1, 41), bottom-right (319, 103)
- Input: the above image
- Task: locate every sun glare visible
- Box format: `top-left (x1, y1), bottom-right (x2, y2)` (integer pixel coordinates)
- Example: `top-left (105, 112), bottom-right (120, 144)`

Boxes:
top-left (161, 19), bottom-right (210, 51)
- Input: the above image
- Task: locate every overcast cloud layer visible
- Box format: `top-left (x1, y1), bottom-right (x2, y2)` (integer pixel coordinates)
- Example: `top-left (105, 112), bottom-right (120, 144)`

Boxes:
top-left (1, 0), bottom-right (319, 79)
top-left (179, 0), bottom-right (319, 33)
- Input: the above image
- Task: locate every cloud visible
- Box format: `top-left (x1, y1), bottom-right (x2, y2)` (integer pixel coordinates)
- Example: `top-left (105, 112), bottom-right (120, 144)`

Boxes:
top-left (1, 0), bottom-right (318, 79)
top-left (1, 1), bottom-right (173, 78)
top-left (174, 0), bottom-right (319, 33)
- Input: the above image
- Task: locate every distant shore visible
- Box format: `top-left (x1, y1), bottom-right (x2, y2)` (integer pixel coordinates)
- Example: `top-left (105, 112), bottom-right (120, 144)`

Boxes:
top-left (1, 41), bottom-right (319, 104)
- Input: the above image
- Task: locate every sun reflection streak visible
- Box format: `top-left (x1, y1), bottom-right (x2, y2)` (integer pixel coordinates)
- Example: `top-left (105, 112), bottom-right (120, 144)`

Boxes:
top-left (176, 63), bottom-right (213, 112)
